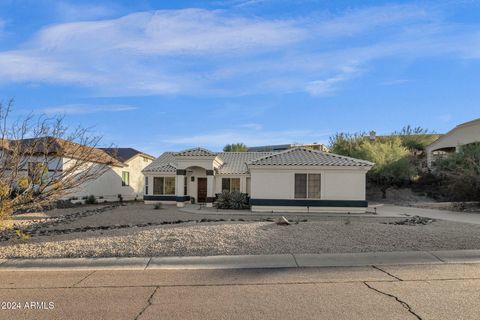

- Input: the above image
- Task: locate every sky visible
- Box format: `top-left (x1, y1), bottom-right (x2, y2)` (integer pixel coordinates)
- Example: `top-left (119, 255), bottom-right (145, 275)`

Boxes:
top-left (0, 0), bottom-right (479, 156)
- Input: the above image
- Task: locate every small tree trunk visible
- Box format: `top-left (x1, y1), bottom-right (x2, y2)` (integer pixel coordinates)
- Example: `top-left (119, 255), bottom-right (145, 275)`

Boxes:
top-left (381, 186), bottom-right (387, 199)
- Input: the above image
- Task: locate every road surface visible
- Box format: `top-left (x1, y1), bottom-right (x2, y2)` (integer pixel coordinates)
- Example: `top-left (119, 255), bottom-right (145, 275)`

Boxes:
top-left (1, 263), bottom-right (480, 319)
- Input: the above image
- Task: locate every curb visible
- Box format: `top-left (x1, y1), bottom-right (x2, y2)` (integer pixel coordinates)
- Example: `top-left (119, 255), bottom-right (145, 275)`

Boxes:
top-left (0, 250), bottom-right (479, 271)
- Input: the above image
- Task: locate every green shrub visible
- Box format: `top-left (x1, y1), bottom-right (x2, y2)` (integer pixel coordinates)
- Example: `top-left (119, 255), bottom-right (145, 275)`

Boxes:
top-left (85, 195), bottom-right (97, 204)
top-left (154, 203), bottom-right (162, 210)
top-left (216, 191), bottom-right (249, 210)
top-left (433, 143), bottom-right (480, 201)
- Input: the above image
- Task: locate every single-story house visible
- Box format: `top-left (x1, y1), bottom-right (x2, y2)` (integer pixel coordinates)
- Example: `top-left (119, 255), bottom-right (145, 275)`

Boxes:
top-left (0, 137), bottom-right (155, 202)
top-left (142, 147), bottom-right (374, 213)
top-left (426, 118), bottom-right (480, 168)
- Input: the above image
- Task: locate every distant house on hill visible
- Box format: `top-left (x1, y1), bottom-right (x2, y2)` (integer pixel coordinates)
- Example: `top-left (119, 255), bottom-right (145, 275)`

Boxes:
top-left (248, 143), bottom-right (329, 153)
top-left (425, 118), bottom-right (480, 168)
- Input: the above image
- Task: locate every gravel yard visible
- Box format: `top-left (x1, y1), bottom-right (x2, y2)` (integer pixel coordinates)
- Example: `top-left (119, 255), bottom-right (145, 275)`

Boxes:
top-left (1, 203), bottom-right (480, 258)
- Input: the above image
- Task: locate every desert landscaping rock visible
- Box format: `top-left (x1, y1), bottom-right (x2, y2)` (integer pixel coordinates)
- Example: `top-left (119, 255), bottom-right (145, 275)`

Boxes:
top-left (386, 215), bottom-right (434, 226)
top-left (1, 217), bottom-right (480, 258)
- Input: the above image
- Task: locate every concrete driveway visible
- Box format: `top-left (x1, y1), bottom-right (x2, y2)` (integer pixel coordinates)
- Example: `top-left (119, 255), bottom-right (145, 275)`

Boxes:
top-left (1, 263), bottom-right (480, 319)
top-left (376, 204), bottom-right (480, 225)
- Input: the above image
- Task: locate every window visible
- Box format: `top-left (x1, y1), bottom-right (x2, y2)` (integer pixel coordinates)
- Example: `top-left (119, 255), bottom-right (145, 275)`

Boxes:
top-left (222, 178), bottom-right (240, 192)
top-left (145, 177), bottom-right (148, 195)
top-left (246, 177), bottom-right (251, 195)
top-left (165, 177), bottom-right (175, 194)
top-left (122, 171), bottom-right (130, 186)
top-left (295, 174), bottom-right (321, 199)
top-left (153, 177), bottom-right (176, 195)
top-left (294, 174), bottom-right (307, 198)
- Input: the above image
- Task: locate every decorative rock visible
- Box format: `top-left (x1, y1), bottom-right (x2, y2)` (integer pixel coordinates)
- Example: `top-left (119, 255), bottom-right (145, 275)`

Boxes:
top-left (276, 216), bottom-right (291, 226)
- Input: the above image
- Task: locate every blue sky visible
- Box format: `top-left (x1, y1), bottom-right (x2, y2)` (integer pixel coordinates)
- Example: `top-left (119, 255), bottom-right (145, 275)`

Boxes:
top-left (0, 0), bottom-right (479, 155)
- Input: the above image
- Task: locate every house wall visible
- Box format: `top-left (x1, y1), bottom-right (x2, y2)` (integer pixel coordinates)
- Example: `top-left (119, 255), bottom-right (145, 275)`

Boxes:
top-left (65, 154), bottom-right (152, 202)
top-left (426, 120), bottom-right (480, 166)
top-left (249, 166), bottom-right (368, 213)
top-left (124, 155), bottom-right (152, 197)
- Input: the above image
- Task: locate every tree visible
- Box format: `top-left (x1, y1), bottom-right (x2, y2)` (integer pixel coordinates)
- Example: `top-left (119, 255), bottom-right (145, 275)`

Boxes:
top-left (223, 143), bottom-right (248, 152)
top-left (433, 143), bottom-right (480, 201)
top-left (329, 133), bottom-right (416, 198)
top-left (0, 99), bottom-right (114, 224)
top-left (392, 125), bottom-right (438, 152)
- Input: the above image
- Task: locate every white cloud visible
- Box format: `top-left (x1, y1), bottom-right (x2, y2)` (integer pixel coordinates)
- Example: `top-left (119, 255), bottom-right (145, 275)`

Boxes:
top-left (40, 104), bottom-right (137, 115)
top-left (0, 5), bottom-right (479, 96)
top-left (55, 2), bottom-right (118, 21)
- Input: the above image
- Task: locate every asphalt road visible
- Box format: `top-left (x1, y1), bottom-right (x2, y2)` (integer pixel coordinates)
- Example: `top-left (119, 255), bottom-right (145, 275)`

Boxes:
top-left (1, 263), bottom-right (480, 320)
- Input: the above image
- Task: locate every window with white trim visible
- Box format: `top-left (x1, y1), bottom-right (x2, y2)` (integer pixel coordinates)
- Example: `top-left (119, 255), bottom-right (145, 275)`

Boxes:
top-left (221, 178), bottom-right (240, 192)
top-left (295, 174), bottom-right (321, 199)
top-left (153, 177), bottom-right (176, 195)
top-left (145, 177), bottom-right (148, 195)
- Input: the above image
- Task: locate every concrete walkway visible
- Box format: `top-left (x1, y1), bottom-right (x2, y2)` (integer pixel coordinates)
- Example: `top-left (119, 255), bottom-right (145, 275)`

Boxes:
top-left (376, 204), bottom-right (480, 224)
top-left (1, 250), bottom-right (479, 270)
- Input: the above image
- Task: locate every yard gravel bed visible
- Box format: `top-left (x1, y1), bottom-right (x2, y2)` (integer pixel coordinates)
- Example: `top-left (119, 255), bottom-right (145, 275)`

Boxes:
top-left (1, 219), bottom-right (480, 258)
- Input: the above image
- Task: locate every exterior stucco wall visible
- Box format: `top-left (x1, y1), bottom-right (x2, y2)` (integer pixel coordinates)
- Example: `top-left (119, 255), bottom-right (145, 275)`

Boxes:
top-left (426, 120), bottom-right (480, 166)
top-left (250, 167), bottom-right (367, 201)
top-left (65, 154), bottom-right (152, 202)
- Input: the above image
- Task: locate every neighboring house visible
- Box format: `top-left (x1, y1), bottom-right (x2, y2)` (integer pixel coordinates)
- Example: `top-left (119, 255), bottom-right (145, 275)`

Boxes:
top-left (426, 118), bottom-right (480, 168)
top-left (0, 137), bottom-right (154, 202)
top-left (248, 143), bottom-right (329, 152)
top-left (83, 148), bottom-right (155, 201)
top-left (142, 147), bottom-right (373, 213)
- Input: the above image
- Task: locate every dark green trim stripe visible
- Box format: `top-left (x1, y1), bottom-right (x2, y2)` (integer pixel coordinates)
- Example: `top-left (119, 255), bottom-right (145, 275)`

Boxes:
top-left (206, 170), bottom-right (214, 176)
top-left (249, 199), bottom-right (368, 207)
top-left (176, 169), bottom-right (186, 175)
top-left (144, 195), bottom-right (190, 202)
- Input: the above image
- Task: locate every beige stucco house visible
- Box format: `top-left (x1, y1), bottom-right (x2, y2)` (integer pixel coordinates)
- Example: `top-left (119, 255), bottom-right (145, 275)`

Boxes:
top-left (426, 118), bottom-right (480, 167)
top-left (78, 148), bottom-right (155, 201)
top-left (143, 147), bottom-right (373, 213)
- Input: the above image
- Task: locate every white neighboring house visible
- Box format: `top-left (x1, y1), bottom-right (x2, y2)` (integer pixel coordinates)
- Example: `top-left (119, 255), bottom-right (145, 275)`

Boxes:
top-left (426, 118), bottom-right (480, 168)
top-left (142, 147), bottom-right (373, 213)
top-left (76, 148), bottom-right (155, 202)
top-left (0, 137), bottom-right (155, 203)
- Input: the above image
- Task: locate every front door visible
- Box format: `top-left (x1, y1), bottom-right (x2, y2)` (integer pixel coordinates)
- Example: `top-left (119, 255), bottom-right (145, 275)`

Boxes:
top-left (197, 178), bottom-right (207, 203)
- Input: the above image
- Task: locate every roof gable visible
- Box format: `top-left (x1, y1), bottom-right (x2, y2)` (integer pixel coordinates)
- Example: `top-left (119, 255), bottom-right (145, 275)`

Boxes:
top-left (174, 147), bottom-right (217, 157)
top-left (100, 147), bottom-right (154, 163)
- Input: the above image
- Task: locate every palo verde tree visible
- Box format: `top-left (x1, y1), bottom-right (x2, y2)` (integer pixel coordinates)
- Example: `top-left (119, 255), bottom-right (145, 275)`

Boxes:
top-left (0, 99), bottom-right (115, 224)
top-left (329, 132), bottom-right (416, 198)
top-left (223, 143), bottom-right (248, 152)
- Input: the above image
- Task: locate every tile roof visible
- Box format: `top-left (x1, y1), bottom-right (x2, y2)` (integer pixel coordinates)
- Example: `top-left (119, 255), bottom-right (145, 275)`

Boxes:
top-left (143, 147), bottom-right (373, 174)
top-left (100, 148), bottom-right (155, 163)
top-left (142, 152), bottom-right (177, 173)
top-left (217, 152), bottom-right (274, 174)
top-left (247, 148), bottom-right (374, 167)
top-left (174, 147), bottom-right (218, 157)
top-left (3, 137), bottom-right (124, 167)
